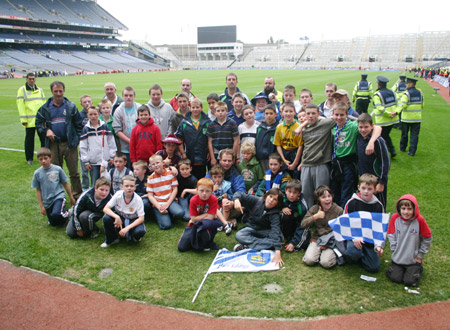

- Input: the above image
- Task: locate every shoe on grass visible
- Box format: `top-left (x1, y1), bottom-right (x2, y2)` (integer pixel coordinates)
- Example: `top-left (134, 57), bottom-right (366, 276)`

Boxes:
top-left (224, 222), bottom-right (233, 235)
top-left (233, 244), bottom-right (249, 252)
top-left (100, 238), bottom-right (119, 248)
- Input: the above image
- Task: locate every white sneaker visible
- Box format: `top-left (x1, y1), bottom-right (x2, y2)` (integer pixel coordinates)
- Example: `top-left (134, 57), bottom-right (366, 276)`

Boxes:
top-left (100, 238), bottom-right (119, 248)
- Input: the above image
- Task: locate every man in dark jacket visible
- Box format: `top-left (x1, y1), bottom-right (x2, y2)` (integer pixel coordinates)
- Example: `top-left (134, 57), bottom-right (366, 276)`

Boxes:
top-left (36, 81), bottom-right (83, 199)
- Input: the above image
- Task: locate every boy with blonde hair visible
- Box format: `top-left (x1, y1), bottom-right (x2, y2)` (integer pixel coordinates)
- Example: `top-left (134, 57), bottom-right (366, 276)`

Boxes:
top-left (147, 154), bottom-right (185, 229)
top-left (237, 141), bottom-right (264, 193)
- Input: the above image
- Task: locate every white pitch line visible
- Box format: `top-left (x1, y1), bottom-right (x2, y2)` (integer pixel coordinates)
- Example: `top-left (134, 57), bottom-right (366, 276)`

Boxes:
top-left (0, 147), bottom-right (26, 152)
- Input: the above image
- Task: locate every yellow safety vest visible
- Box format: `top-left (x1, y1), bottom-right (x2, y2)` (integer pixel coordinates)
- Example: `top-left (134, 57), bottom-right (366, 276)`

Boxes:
top-left (16, 85), bottom-right (46, 127)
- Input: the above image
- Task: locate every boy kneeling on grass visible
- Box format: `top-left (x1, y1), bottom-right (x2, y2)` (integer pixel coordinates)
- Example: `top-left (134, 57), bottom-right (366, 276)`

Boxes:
top-left (232, 188), bottom-right (285, 267)
top-left (66, 177), bottom-right (113, 239)
top-left (101, 175), bottom-right (146, 248)
top-left (386, 195), bottom-right (432, 287)
top-left (177, 178), bottom-right (227, 252)
top-left (32, 147), bottom-right (75, 226)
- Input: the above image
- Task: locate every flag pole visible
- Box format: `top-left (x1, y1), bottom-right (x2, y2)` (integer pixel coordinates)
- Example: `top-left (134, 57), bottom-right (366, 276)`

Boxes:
top-left (192, 271), bottom-right (209, 303)
top-left (192, 249), bottom-right (221, 303)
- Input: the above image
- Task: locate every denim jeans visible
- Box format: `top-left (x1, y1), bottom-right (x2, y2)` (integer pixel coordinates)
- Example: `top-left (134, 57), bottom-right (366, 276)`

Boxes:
top-left (89, 165), bottom-right (101, 188)
top-left (103, 214), bottom-right (146, 244)
top-left (178, 197), bottom-right (191, 222)
top-left (345, 241), bottom-right (380, 273)
top-left (153, 201), bottom-right (185, 230)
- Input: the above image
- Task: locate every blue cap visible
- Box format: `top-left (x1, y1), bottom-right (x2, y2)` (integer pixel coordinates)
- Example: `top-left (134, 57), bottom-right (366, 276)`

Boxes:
top-left (361, 73), bottom-right (368, 77)
top-left (377, 76), bottom-right (389, 83)
top-left (251, 92), bottom-right (271, 106)
top-left (406, 77), bottom-right (418, 83)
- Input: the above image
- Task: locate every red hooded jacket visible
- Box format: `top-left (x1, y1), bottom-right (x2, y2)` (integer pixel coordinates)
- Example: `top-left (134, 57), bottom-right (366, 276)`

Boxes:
top-left (387, 194), bottom-right (432, 238)
top-left (129, 117), bottom-right (162, 162)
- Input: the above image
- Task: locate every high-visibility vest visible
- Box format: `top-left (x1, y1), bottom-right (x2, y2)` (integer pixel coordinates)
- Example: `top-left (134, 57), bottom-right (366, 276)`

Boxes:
top-left (372, 88), bottom-right (398, 126)
top-left (352, 80), bottom-right (373, 102)
top-left (398, 88), bottom-right (423, 123)
top-left (16, 85), bottom-right (46, 127)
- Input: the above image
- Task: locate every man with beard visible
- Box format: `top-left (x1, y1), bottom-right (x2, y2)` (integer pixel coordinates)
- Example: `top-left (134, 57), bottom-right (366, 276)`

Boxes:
top-left (259, 77), bottom-right (283, 104)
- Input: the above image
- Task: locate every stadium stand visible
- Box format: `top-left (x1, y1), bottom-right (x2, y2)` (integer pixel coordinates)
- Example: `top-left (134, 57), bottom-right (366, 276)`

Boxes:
top-left (151, 31), bottom-right (449, 71)
top-left (0, 0), bottom-right (168, 76)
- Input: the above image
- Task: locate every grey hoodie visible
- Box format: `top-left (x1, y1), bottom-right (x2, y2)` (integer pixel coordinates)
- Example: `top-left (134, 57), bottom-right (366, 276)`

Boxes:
top-left (147, 99), bottom-right (175, 138)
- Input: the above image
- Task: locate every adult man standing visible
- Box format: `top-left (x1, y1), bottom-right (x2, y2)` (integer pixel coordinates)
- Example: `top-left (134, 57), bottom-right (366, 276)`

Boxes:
top-left (259, 77), bottom-right (283, 104)
top-left (36, 81), bottom-right (83, 199)
top-left (103, 82), bottom-right (123, 115)
top-left (396, 77), bottom-right (423, 156)
top-left (391, 75), bottom-right (407, 99)
top-left (16, 72), bottom-right (46, 165)
top-left (332, 89), bottom-right (359, 117)
top-left (352, 73), bottom-right (373, 114)
top-left (169, 78), bottom-right (196, 111)
top-left (372, 76), bottom-right (398, 158)
top-left (219, 73), bottom-right (250, 112)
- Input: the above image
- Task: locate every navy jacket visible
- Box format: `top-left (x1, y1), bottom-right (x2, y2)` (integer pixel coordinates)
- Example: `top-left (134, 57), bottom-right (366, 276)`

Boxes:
top-left (36, 97), bottom-right (83, 149)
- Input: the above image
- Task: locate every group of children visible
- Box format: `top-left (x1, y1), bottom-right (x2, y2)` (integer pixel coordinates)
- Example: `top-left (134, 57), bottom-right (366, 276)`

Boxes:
top-left (31, 81), bottom-right (432, 287)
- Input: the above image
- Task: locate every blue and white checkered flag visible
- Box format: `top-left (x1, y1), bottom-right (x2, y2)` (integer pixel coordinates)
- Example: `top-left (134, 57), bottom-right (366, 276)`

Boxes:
top-left (328, 212), bottom-right (390, 246)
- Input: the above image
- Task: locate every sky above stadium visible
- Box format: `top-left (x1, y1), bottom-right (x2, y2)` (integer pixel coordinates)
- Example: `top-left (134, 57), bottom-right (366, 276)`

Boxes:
top-left (98, 0), bottom-right (450, 45)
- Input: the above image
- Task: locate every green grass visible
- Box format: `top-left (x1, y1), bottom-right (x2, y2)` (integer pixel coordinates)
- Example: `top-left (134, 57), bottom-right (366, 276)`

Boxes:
top-left (0, 70), bottom-right (449, 318)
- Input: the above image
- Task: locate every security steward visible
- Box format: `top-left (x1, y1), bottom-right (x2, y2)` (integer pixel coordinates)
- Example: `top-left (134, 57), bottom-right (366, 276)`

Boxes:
top-left (16, 72), bottom-right (46, 164)
top-left (352, 73), bottom-right (373, 114)
top-left (371, 76), bottom-right (398, 158)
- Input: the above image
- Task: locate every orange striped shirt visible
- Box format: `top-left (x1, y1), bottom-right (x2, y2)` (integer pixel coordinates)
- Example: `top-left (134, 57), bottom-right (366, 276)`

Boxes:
top-left (146, 169), bottom-right (178, 204)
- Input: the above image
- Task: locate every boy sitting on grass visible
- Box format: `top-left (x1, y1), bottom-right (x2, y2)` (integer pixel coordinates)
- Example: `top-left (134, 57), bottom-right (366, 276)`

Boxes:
top-left (343, 174), bottom-right (385, 272)
top-left (66, 177), bottom-right (112, 239)
top-left (386, 194), bottom-right (432, 287)
top-left (237, 141), bottom-right (264, 193)
top-left (147, 154), bottom-right (186, 229)
top-left (282, 179), bottom-right (309, 252)
top-left (102, 152), bottom-right (134, 194)
top-left (101, 175), bottom-right (146, 248)
top-left (256, 153), bottom-right (291, 197)
top-left (209, 164), bottom-right (233, 235)
top-left (132, 160), bottom-right (152, 219)
top-left (232, 188), bottom-right (285, 267)
top-left (177, 178), bottom-right (224, 252)
top-left (32, 147), bottom-right (75, 226)
top-left (177, 158), bottom-right (198, 222)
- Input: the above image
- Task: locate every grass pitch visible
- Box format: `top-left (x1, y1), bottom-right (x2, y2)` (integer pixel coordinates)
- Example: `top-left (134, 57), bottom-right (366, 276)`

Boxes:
top-left (0, 69), bottom-right (449, 318)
